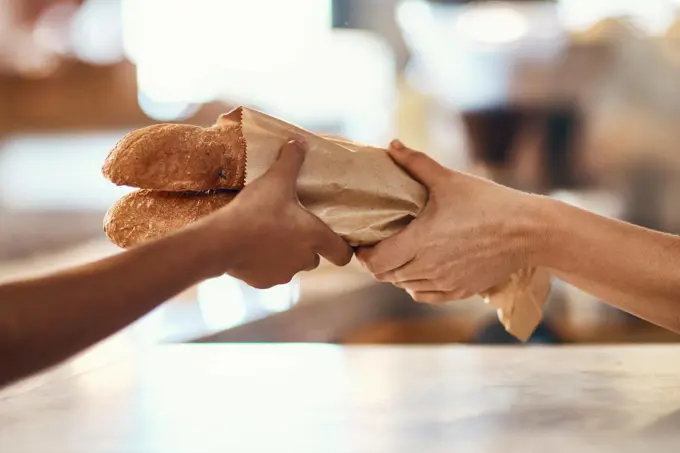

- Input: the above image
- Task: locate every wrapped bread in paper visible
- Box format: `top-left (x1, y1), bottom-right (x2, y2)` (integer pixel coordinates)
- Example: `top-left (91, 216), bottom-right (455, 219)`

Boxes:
top-left (102, 106), bottom-right (550, 340)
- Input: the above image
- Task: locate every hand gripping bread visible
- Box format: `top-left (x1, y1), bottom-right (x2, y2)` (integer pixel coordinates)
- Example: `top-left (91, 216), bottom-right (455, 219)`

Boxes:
top-left (104, 190), bottom-right (237, 248)
top-left (102, 122), bottom-right (247, 191)
top-left (101, 115), bottom-right (249, 248)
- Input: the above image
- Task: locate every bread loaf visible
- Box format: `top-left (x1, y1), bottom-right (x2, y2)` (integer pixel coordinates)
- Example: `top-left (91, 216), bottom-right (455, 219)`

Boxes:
top-left (102, 122), bottom-right (247, 191)
top-left (104, 189), bottom-right (237, 248)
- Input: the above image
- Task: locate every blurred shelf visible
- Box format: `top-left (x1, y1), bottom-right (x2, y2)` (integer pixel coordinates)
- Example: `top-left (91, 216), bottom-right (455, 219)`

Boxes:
top-left (0, 61), bottom-right (233, 134)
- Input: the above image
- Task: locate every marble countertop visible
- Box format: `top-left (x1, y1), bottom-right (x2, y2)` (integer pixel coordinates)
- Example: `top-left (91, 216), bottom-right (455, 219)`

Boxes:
top-left (2, 344), bottom-right (680, 453)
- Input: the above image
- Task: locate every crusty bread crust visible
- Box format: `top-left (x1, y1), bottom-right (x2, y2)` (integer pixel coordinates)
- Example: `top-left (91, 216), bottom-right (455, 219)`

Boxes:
top-left (102, 122), bottom-right (246, 191)
top-left (104, 189), bottom-right (237, 248)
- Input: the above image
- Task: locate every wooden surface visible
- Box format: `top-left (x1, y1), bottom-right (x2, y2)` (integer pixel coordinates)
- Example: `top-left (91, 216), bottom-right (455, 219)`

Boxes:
top-left (2, 345), bottom-right (680, 452)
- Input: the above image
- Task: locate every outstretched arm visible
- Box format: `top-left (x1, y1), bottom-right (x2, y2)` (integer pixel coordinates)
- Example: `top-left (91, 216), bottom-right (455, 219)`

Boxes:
top-left (532, 195), bottom-right (680, 332)
top-left (0, 140), bottom-right (352, 388)
top-left (357, 140), bottom-right (680, 333)
top-left (0, 225), bottom-right (223, 387)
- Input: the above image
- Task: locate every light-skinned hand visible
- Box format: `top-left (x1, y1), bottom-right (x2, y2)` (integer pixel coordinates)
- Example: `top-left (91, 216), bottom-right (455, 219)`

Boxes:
top-left (356, 140), bottom-right (541, 303)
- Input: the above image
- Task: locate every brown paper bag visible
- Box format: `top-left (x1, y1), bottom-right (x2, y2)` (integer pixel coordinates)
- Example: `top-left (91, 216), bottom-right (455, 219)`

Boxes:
top-left (218, 106), bottom-right (551, 341)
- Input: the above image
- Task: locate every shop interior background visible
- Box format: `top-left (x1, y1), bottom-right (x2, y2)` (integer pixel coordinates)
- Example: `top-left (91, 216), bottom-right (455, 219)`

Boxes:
top-left (2, 0), bottom-right (680, 351)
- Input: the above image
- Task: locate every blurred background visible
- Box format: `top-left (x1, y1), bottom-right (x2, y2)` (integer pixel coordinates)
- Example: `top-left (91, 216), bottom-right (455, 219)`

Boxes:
top-left (2, 0), bottom-right (680, 356)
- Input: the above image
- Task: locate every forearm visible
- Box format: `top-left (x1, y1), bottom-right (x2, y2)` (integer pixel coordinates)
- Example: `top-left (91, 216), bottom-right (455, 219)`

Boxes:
top-left (0, 224), bottom-right (221, 387)
top-left (530, 196), bottom-right (680, 332)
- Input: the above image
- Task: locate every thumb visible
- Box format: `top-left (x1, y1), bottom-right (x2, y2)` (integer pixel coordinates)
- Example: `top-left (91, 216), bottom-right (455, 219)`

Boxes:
top-left (388, 139), bottom-right (449, 188)
top-left (263, 139), bottom-right (307, 195)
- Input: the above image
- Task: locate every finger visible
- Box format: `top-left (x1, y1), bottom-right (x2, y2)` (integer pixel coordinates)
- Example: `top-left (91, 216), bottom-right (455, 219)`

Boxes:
top-left (354, 247), bottom-right (386, 281)
top-left (310, 220), bottom-right (353, 267)
top-left (304, 254), bottom-right (321, 272)
top-left (262, 139), bottom-right (307, 195)
top-left (388, 140), bottom-right (449, 188)
top-left (373, 257), bottom-right (427, 283)
top-left (394, 279), bottom-right (440, 293)
top-left (354, 229), bottom-right (417, 275)
top-left (354, 246), bottom-right (373, 267)
top-left (408, 291), bottom-right (454, 304)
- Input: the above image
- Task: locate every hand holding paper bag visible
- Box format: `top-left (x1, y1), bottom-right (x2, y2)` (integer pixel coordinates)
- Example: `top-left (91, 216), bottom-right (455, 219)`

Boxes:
top-left (356, 140), bottom-right (552, 340)
top-left (102, 106), bottom-right (550, 340)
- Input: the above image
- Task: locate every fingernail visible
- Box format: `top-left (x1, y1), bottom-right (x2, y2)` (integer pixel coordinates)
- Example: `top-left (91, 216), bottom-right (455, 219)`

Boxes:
top-left (294, 136), bottom-right (308, 147)
top-left (390, 139), bottom-right (405, 150)
top-left (287, 139), bottom-right (307, 152)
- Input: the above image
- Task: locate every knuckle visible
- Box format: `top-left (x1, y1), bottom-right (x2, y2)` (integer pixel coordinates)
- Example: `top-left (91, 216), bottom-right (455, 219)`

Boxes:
top-left (249, 280), bottom-right (274, 290)
top-left (374, 272), bottom-right (389, 282)
top-left (404, 150), bottom-right (426, 166)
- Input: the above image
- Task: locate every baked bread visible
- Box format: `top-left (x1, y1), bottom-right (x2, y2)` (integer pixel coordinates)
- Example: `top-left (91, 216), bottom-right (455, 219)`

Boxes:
top-left (104, 189), bottom-right (237, 248)
top-left (102, 122), bottom-right (247, 191)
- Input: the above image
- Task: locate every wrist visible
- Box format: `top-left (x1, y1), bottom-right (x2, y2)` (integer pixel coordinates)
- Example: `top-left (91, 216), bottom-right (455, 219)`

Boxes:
top-left (520, 194), bottom-right (563, 269)
top-left (177, 221), bottom-right (234, 280)
top-left (190, 212), bottom-right (248, 279)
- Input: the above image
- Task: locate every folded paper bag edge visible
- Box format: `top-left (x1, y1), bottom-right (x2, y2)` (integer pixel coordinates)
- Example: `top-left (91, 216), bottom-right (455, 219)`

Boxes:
top-left (484, 268), bottom-right (552, 342)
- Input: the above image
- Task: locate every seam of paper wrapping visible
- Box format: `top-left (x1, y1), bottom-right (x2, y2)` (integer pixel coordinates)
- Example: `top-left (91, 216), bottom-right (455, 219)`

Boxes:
top-left (216, 106), bottom-right (248, 189)
top-left (217, 106), bottom-right (552, 341)
top-left (236, 108), bottom-right (248, 189)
